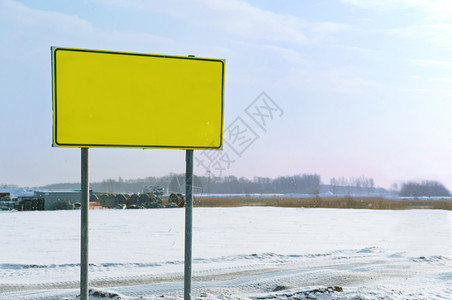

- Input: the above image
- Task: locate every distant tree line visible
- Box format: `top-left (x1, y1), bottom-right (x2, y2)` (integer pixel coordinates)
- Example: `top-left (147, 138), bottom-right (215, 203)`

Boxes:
top-left (37, 173), bottom-right (321, 195)
top-left (198, 174), bottom-right (321, 194)
top-left (95, 175), bottom-right (175, 193)
top-left (36, 175), bottom-right (178, 193)
top-left (329, 176), bottom-right (375, 195)
top-left (399, 181), bottom-right (450, 197)
top-left (0, 184), bottom-right (18, 189)
top-left (30, 176), bottom-right (451, 197)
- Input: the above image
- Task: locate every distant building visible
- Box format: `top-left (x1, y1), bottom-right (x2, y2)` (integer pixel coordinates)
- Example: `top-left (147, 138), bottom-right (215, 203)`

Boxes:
top-left (34, 190), bottom-right (93, 210)
top-left (0, 188), bottom-right (36, 210)
top-left (0, 188), bottom-right (34, 199)
top-left (1, 189), bottom-right (95, 211)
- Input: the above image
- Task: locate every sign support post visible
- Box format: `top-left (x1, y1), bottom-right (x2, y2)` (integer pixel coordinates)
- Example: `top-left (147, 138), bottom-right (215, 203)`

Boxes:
top-left (80, 147), bottom-right (89, 300)
top-left (184, 149), bottom-right (194, 300)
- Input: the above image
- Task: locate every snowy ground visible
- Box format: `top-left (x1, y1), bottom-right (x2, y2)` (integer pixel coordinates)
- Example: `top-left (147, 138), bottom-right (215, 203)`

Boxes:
top-left (1, 207), bottom-right (451, 299)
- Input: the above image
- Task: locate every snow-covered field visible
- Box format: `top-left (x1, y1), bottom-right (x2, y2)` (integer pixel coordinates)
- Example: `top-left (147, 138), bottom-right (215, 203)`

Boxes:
top-left (1, 207), bottom-right (451, 299)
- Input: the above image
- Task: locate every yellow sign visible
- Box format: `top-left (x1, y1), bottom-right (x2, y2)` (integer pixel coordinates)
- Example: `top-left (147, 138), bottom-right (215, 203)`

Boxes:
top-left (52, 47), bottom-right (224, 149)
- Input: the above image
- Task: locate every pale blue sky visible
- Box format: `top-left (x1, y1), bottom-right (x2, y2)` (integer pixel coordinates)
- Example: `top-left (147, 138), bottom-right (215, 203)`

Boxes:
top-left (0, 0), bottom-right (451, 189)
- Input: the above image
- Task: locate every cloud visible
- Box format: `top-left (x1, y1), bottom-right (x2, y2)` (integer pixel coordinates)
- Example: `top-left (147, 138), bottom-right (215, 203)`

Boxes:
top-left (341, 1), bottom-right (452, 53)
top-left (0, 0), bottom-right (170, 49)
top-left (410, 58), bottom-right (452, 69)
top-left (432, 77), bottom-right (452, 84)
top-left (94, 0), bottom-right (347, 46)
top-left (403, 59), bottom-right (452, 94)
top-left (331, 44), bottom-right (375, 53)
top-left (386, 24), bottom-right (452, 49)
top-left (341, 0), bottom-right (452, 20)
top-left (319, 66), bottom-right (380, 94)
top-left (236, 41), bottom-right (305, 64)
top-left (284, 65), bottom-right (380, 95)
top-left (197, 0), bottom-right (308, 44)
top-left (341, 0), bottom-right (418, 12)
top-left (0, 0), bottom-right (93, 31)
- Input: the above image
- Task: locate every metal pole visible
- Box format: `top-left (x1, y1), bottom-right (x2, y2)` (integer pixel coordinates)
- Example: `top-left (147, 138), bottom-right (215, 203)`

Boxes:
top-left (184, 149), bottom-right (194, 300)
top-left (80, 147), bottom-right (89, 300)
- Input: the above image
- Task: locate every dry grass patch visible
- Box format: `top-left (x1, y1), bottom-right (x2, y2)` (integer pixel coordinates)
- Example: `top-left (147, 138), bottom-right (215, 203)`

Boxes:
top-left (194, 196), bottom-right (452, 210)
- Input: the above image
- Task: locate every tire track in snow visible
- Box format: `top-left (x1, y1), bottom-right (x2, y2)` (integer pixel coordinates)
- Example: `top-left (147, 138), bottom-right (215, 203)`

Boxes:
top-left (3, 251), bottom-right (448, 298)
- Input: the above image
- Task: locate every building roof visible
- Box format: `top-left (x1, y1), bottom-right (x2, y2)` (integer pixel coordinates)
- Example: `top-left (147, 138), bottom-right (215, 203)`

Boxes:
top-left (0, 188), bottom-right (35, 199)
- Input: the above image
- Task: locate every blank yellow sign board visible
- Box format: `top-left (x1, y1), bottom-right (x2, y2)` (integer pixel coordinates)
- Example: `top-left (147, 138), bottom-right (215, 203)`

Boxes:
top-left (52, 47), bottom-right (224, 149)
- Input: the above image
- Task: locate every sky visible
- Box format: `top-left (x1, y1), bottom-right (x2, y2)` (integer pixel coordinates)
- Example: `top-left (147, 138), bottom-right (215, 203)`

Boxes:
top-left (0, 0), bottom-right (451, 190)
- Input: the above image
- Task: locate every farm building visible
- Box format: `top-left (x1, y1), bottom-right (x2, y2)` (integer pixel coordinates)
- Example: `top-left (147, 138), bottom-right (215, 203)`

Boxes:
top-left (1, 188), bottom-right (36, 210)
top-left (34, 190), bottom-right (94, 210)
